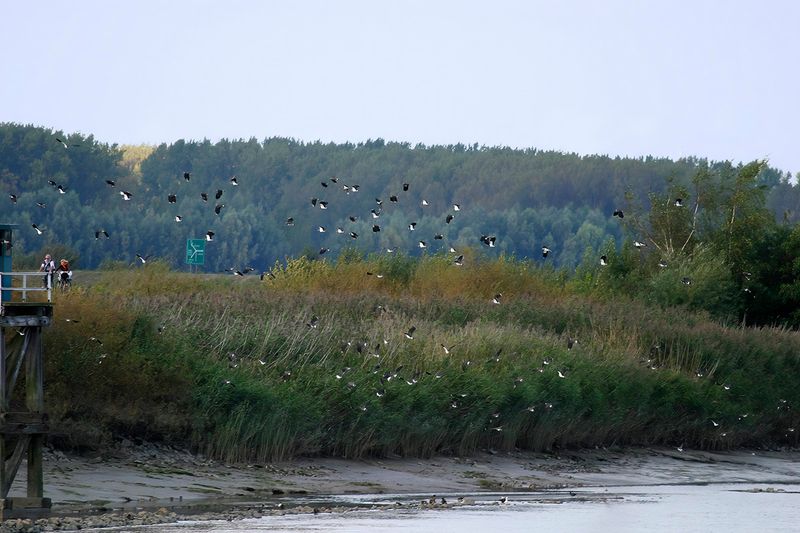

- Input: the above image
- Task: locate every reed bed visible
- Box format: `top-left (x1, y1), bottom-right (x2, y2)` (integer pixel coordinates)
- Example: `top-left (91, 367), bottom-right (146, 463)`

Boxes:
top-left (38, 257), bottom-right (800, 461)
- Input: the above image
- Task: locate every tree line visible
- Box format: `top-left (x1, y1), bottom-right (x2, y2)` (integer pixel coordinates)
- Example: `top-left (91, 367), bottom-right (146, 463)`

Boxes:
top-left (1, 122), bottom-right (799, 326)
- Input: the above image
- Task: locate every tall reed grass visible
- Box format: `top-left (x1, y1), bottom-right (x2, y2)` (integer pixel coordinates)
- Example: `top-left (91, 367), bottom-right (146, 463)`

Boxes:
top-left (37, 256), bottom-right (800, 461)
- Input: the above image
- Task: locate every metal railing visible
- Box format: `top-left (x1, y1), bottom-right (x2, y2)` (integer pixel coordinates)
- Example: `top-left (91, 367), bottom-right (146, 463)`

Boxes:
top-left (0, 272), bottom-right (52, 303)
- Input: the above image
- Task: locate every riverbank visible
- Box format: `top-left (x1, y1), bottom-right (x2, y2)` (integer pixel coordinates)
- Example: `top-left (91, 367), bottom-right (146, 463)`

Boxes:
top-left (3, 443), bottom-right (800, 531)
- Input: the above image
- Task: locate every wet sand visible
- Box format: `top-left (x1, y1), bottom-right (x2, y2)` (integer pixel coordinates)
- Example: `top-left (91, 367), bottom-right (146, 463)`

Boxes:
top-left (4, 445), bottom-right (800, 530)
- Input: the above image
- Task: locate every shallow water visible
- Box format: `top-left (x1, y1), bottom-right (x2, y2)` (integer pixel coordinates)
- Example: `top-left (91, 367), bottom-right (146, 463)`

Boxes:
top-left (138, 483), bottom-right (800, 533)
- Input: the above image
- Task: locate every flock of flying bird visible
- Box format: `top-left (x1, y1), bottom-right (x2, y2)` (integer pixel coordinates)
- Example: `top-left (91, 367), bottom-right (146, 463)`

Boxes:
top-left (10, 135), bottom-right (782, 443)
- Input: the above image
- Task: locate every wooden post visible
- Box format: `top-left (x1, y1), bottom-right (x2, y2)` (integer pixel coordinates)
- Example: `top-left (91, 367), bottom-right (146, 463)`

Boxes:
top-left (25, 327), bottom-right (43, 498)
top-left (0, 326), bottom-right (5, 498)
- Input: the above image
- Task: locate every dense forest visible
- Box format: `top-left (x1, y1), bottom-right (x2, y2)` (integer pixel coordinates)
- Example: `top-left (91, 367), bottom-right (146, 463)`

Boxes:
top-left (2, 122), bottom-right (800, 326)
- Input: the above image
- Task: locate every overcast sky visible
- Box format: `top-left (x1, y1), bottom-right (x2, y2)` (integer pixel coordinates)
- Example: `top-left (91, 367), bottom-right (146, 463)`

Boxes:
top-left (2, 1), bottom-right (798, 174)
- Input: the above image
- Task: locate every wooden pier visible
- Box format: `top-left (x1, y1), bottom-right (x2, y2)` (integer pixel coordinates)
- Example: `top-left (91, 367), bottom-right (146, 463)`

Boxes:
top-left (0, 302), bottom-right (52, 519)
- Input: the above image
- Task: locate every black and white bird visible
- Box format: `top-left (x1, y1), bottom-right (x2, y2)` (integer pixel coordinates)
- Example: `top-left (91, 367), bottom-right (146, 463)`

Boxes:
top-left (600, 255), bottom-right (608, 266)
top-left (205, 231), bottom-right (215, 241)
top-left (94, 230), bottom-right (110, 240)
top-left (404, 326), bottom-right (416, 340)
top-left (633, 241), bottom-right (647, 248)
top-left (434, 234), bottom-right (443, 240)
top-left (421, 199), bottom-right (429, 206)
top-left (286, 217), bottom-right (294, 226)
top-left (445, 214), bottom-right (454, 224)
top-left (8, 194), bottom-right (17, 203)
top-left (372, 225), bottom-right (381, 232)
top-left (480, 235), bottom-right (496, 247)
top-left (390, 195), bottom-right (398, 203)
top-left (408, 222), bottom-right (417, 231)
top-left (105, 180), bottom-right (116, 187)
top-left (403, 183), bottom-right (410, 191)
top-left (453, 204), bottom-right (461, 211)
top-left (674, 198), bottom-right (684, 207)
top-left (492, 294), bottom-right (502, 304)
top-left (453, 255), bottom-right (464, 266)
top-left (658, 260), bottom-right (668, 268)
top-left (175, 215), bottom-right (183, 222)
top-left (32, 224), bottom-right (44, 235)
top-left (214, 204), bottom-right (224, 215)
top-left (542, 246), bottom-right (552, 258)
top-left (318, 226), bottom-right (326, 233)
top-left (57, 185), bottom-right (67, 194)
top-left (168, 194), bottom-right (177, 204)
top-left (318, 201), bottom-right (328, 209)
top-left (230, 176), bottom-right (238, 186)
top-left (681, 277), bottom-right (692, 285)
top-left (120, 191), bottom-right (133, 201)
top-left (613, 209), bottom-right (624, 219)
top-left (418, 241), bottom-right (427, 249)
top-left (136, 253), bottom-right (151, 264)
top-left (201, 192), bottom-right (209, 202)
top-left (215, 189), bottom-right (223, 200)
top-left (306, 315), bottom-right (319, 329)
top-left (36, 202), bottom-right (47, 209)
top-left (183, 172), bottom-right (191, 181)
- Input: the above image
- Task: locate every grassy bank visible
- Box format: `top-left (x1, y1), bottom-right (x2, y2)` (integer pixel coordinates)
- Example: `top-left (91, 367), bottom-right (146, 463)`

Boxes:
top-left (39, 255), bottom-right (800, 462)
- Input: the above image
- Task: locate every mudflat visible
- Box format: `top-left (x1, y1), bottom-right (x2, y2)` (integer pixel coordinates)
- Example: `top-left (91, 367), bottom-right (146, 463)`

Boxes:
top-left (12, 444), bottom-right (800, 512)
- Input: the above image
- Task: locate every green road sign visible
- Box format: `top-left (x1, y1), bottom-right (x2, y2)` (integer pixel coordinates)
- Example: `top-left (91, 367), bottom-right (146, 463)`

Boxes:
top-left (186, 239), bottom-right (205, 265)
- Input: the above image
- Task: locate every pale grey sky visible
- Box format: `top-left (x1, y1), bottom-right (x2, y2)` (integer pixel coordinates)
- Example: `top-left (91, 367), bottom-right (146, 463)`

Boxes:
top-left (2, 0), bottom-right (798, 174)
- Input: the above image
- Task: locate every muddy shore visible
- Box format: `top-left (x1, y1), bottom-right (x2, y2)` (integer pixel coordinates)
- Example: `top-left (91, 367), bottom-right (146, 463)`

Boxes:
top-left (2, 444), bottom-right (799, 531)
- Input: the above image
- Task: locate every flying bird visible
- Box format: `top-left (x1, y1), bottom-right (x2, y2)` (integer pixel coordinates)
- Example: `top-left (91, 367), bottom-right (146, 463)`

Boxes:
top-left (94, 230), bottom-right (109, 239)
top-left (372, 225), bottom-right (381, 232)
top-left (453, 255), bottom-right (464, 266)
top-left (55, 137), bottom-right (70, 149)
top-left (136, 253), bottom-right (151, 264)
top-left (120, 191), bottom-right (133, 201)
top-left (403, 183), bottom-right (409, 191)
top-left (492, 294), bottom-right (502, 305)
top-left (674, 198), bottom-right (684, 207)
top-left (32, 224), bottom-right (44, 235)
top-left (633, 241), bottom-right (647, 248)
top-left (175, 215), bottom-right (183, 222)
top-left (408, 222), bottom-right (417, 231)
top-left (230, 176), bottom-right (238, 186)
top-left (214, 204), bottom-right (224, 215)
top-left (306, 315), bottom-right (319, 329)
top-left (205, 231), bottom-right (215, 241)
top-left (36, 202), bottom-right (46, 209)
top-left (542, 246), bottom-right (551, 258)
top-left (418, 241), bottom-right (427, 248)
top-left (168, 194), bottom-right (177, 204)
top-left (613, 209), bottom-right (624, 219)
top-left (183, 172), bottom-right (191, 181)
top-left (201, 192), bottom-right (209, 202)
top-left (8, 194), bottom-right (17, 204)
top-left (105, 180), bottom-right (116, 187)
top-left (286, 217), bottom-right (294, 226)
top-left (404, 326), bottom-right (416, 340)
top-left (600, 255), bottom-right (608, 266)
top-left (215, 189), bottom-right (223, 200)
top-left (57, 185), bottom-right (67, 194)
